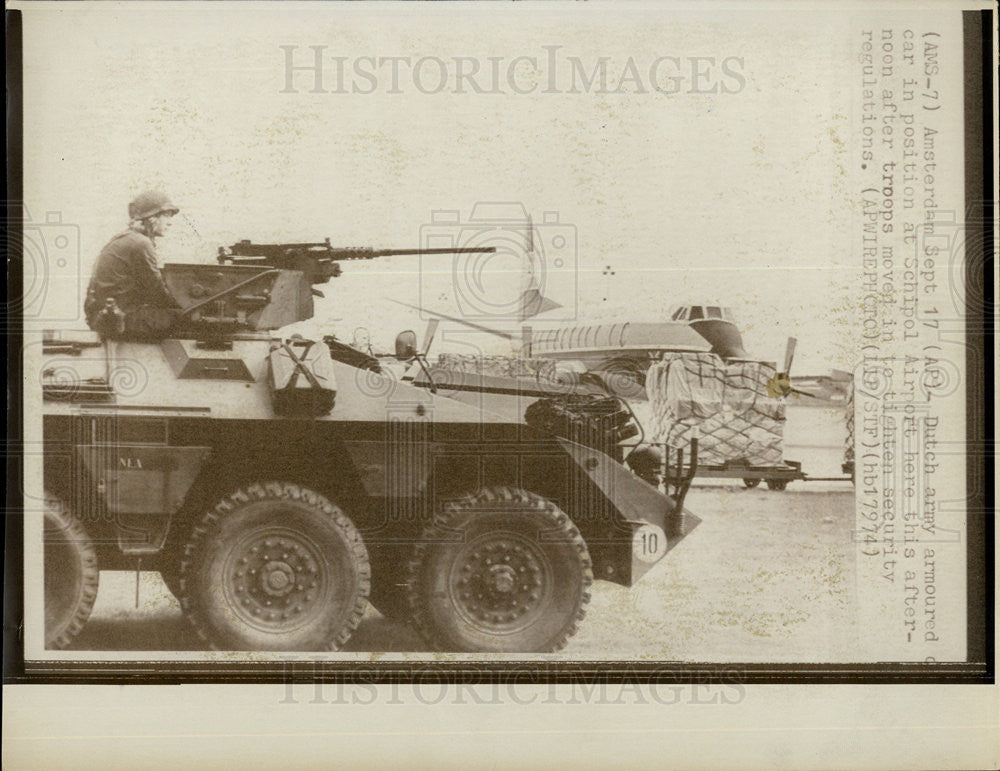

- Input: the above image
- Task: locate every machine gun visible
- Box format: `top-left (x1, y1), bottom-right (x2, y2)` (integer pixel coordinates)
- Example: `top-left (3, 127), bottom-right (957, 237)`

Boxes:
top-left (218, 238), bottom-right (496, 285)
top-left (163, 238), bottom-right (498, 339)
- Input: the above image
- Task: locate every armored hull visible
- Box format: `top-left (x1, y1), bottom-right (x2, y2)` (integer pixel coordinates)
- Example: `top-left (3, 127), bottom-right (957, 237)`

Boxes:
top-left (36, 256), bottom-right (698, 654)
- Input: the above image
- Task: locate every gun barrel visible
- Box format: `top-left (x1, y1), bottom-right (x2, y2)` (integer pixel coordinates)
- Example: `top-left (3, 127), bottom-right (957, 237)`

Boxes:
top-left (217, 241), bottom-right (498, 284)
top-left (341, 246), bottom-right (496, 260)
top-left (220, 242), bottom-right (496, 262)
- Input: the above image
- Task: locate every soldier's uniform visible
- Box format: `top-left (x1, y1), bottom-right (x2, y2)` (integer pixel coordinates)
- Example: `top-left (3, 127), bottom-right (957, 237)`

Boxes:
top-left (84, 192), bottom-right (181, 340)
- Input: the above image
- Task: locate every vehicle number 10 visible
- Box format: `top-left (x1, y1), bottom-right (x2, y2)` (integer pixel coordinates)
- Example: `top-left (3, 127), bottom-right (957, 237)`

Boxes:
top-left (632, 524), bottom-right (668, 563)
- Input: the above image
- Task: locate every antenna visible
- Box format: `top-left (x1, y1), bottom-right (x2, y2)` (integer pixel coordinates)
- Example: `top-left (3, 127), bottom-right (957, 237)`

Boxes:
top-left (388, 299), bottom-right (517, 340)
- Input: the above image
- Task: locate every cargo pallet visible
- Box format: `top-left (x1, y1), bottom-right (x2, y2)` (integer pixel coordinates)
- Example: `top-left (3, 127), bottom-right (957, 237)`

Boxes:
top-left (662, 455), bottom-right (852, 492)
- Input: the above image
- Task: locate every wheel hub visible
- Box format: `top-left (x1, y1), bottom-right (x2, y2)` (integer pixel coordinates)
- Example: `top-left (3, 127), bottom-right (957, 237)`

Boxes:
top-left (227, 534), bottom-right (324, 626)
top-left (261, 561), bottom-right (295, 596)
top-left (452, 538), bottom-right (546, 628)
top-left (488, 564), bottom-right (516, 593)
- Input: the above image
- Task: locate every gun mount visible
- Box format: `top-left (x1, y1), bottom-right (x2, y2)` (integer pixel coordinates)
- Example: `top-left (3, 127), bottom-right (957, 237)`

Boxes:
top-left (165, 263), bottom-right (314, 336)
top-left (218, 238), bottom-right (497, 285)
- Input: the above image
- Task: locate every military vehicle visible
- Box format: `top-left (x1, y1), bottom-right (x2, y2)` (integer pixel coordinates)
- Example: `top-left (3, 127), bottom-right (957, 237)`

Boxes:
top-left (39, 239), bottom-right (699, 653)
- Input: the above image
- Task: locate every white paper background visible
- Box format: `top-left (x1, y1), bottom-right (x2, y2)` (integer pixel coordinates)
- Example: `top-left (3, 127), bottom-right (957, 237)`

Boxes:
top-left (8, 1), bottom-right (997, 767)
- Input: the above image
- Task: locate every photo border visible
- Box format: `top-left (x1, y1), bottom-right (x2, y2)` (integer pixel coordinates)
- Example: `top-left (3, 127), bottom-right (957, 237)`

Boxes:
top-left (2, 6), bottom-right (994, 687)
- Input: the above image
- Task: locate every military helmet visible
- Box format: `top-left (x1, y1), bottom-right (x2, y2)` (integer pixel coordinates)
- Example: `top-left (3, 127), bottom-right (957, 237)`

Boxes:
top-left (128, 190), bottom-right (179, 220)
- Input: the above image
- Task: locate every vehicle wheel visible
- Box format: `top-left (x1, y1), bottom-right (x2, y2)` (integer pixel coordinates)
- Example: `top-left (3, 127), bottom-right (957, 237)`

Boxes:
top-left (367, 543), bottom-right (414, 623)
top-left (742, 478), bottom-right (761, 489)
top-left (179, 482), bottom-right (369, 651)
top-left (406, 487), bottom-right (592, 653)
top-left (44, 492), bottom-right (99, 649)
top-left (766, 478), bottom-right (788, 491)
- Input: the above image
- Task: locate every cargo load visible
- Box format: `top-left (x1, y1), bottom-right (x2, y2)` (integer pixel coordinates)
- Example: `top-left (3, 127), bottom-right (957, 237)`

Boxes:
top-left (435, 352), bottom-right (558, 382)
top-left (647, 352), bottom-right (785, 467)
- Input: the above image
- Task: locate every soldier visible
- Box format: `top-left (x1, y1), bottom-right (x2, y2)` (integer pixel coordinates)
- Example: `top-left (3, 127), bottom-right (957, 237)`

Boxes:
top-left (84, 190), bottom-right (183, 340)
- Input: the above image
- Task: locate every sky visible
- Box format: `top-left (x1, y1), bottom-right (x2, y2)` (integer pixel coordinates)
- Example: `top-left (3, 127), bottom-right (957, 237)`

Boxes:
top-left (20, 2), bottom-right (860, 372)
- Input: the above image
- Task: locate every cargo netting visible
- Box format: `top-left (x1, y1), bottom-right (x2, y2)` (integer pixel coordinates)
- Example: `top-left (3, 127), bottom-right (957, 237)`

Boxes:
top-left (646, 352), bottom-right (786, 467)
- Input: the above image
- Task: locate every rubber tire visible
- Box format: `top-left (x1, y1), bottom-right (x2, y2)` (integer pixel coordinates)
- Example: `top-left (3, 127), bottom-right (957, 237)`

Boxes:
top-left (406, 487), bottom-right (592, 653)
top-left (160, 569), bottom-right (183, 601)
top-left (766, 478), bottom-right (789, 491)
top-left (179, 482), bottom-right (370, 651)
top-left (44, 493), bottom-right (99, 649)
top-left (367, 543), bottom-right (414, 623)
top-left (743, 478), bottom-right (761, 489)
